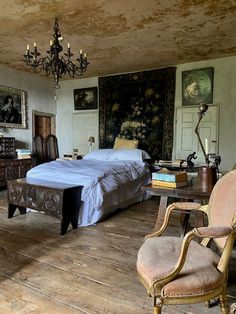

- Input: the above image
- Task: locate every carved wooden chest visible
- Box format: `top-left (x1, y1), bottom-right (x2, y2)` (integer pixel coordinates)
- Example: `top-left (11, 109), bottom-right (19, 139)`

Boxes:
top-left (7, 178), bottom-right (83, 235)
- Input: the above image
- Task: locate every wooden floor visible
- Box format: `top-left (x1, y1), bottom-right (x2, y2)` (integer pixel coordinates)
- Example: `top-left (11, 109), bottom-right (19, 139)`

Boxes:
top-left (0, 191), bottom-right (235, 314)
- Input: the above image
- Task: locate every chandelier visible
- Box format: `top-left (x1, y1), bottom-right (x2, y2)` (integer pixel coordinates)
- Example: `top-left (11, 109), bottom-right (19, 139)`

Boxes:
top-left (23, 18), bottom-right (89, 88)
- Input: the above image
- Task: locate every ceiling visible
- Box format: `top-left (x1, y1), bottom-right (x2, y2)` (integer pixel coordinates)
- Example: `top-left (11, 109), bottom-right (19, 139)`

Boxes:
top-left (1, 0), bottom-right (236, 80)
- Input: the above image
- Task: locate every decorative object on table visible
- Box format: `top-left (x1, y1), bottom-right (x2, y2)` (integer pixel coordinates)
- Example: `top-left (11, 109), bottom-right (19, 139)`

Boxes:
top-left (186, 151), bottom-right (197, 168)
top-left (0, 85), bottom-right (26, 129)
top-left (88, 136), bottom-right (95, 152)
top-left (23, 18), bottom-right (89, 89)
top-left (194, 103), bottom-right (219, 190)
top-left (182, 67), bottom-right (213, 106)
top-left (74, 87), bottom-right (97, 110)
top-left (152, 170), bottom-right (188, 188)
top-left (98, 67), bottom-right (176, 161)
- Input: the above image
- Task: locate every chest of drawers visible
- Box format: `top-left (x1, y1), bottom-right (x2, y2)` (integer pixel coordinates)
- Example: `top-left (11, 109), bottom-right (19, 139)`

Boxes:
top-left (0, 158), bottom-right (36, 187)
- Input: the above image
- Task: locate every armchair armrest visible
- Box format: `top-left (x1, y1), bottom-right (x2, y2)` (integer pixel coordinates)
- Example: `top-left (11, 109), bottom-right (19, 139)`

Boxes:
top-left (174, 202), bottom-right (201, 211)
top-left (146, 202), bottom-right (202, 239)
top-left (193, 226), bottom-right (234, 238)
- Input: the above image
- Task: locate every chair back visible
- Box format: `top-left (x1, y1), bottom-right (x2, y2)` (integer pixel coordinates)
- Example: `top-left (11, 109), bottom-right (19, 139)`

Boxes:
top-left (32, 135), bottom-right (46, 164)
top-left (208, 169), bottom-right (236, 250)
top-left (45, 134), bottom-right (59, 161)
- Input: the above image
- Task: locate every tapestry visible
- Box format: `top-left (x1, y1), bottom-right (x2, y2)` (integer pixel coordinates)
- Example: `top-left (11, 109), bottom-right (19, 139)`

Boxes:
top-left (98, 67), bottom-right (176, 160)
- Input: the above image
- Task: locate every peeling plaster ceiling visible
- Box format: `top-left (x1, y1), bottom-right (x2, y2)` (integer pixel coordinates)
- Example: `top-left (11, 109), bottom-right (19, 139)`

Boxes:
top-left (1, 0), bottom-right (236, 79)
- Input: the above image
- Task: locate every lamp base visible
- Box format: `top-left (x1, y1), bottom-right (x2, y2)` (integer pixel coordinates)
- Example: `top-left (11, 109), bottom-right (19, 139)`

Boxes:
top-left (199, 166), bottom-right (217, 191)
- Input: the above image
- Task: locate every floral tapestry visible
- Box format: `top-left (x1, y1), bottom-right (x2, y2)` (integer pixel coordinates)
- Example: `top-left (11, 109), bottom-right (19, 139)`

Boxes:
top-left (99, 68), bottom-right (176, 160)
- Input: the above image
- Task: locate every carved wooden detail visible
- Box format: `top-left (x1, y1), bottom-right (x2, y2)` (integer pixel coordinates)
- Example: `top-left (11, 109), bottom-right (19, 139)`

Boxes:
top-left (7, 179), bottom-right (83, 235)
top-left (0, 158), bottom-right (36, 187)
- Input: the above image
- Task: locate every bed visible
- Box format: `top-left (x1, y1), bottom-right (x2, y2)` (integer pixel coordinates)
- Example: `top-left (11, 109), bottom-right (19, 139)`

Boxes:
top-left (26, 148), bottom-right (151, 227)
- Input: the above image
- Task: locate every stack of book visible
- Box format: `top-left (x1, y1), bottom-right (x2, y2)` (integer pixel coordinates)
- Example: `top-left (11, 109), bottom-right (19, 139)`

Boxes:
top-left (152, 170), bottom-right (188, 188)
top-left (16, 149), bottom-right (31, 159)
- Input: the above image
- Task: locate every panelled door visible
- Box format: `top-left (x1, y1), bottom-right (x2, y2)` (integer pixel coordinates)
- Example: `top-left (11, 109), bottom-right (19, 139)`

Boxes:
top-left (73, 111), bottom-right (98, 155)
top-left (175, 105), bottom-right (219, 164)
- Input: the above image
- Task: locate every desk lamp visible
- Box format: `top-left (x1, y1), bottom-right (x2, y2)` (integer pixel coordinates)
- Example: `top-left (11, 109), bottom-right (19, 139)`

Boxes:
top-left (194, 103), bottom-right (209, 165)
top-left (194, 103), bottom-right (217, 190)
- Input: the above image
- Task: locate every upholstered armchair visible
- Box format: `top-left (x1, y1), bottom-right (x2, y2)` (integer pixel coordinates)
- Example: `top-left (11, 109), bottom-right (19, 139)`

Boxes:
top-left (137, 170), bottom-right (236, 314)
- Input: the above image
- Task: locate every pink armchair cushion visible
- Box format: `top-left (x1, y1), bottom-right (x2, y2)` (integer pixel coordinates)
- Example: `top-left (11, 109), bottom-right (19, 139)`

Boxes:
top-left (137, 237), bottom-right (223, 297)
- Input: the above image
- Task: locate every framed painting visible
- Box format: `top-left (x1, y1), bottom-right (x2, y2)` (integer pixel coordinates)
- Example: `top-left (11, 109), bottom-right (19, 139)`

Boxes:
top-left (74, 87), bottom-right (98, 110)
top-left (182, 67), bottom-right (214, 106)
top-left (0, 85), bottom-right (26, 128)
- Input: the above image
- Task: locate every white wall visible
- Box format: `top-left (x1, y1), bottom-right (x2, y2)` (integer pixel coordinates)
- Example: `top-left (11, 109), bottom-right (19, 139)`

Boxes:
top-left (0, 64), bottom-right (55, 150)
top-left (56, 77), bottom-right (98, 156)
top-left (56, 56), bottom-right (236, 171)
top-left (174, 56), bottom-right (236, 171)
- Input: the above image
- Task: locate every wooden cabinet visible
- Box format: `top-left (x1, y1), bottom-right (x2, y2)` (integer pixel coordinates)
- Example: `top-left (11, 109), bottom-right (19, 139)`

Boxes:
top-left (0, 158), bottom-right (36, 187)
top-left (0, 137), bottom-right (16, 159)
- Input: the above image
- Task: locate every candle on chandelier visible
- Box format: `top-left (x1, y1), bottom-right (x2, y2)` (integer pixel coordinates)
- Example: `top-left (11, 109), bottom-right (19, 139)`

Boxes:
top-left (34, 42), bottom-right (37, 47)
top-left (84, 53), bottom-right (87, 58)
top-left (80, 49), bottom-right (83, 55)
top-left (26, 44), bottom-right (29, 50)
top-left (68, 43), bottom-right (70, 49)
top-left (50, 40), bottom-right (53, 46)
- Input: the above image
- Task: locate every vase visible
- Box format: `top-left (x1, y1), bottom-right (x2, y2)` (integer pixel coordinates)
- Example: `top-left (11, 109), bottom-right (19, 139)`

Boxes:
top-left (199, 166), bottom-right (217, 191)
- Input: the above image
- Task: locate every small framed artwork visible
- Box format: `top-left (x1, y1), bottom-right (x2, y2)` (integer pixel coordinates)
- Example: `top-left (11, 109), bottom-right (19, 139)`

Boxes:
top-left (74, 87), bottom-right (98, 110)
top-left (182, 67), bottom-right (214, 106)
top-left (0, 85), bottom-right (27, 128)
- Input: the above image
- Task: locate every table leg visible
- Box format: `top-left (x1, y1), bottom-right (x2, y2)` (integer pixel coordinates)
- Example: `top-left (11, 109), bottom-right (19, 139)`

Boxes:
top-left (193, 210), bottom-right (205, 228)
top-left (153, 196), bottom-right (168, 231)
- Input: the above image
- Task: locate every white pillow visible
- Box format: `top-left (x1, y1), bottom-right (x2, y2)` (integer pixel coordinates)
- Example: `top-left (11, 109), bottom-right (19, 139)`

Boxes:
top-left (83, 149), bottom-right (113, 161)
top-left (84, 149), bottom-right (150, 161)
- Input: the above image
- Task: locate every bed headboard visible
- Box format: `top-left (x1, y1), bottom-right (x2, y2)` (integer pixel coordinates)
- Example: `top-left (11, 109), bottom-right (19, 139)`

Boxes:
top-left (98, 67), bottom-right (176, 161)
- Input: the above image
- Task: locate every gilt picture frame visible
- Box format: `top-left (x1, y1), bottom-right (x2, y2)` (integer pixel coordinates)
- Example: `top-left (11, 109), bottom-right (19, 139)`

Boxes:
top-left (0, 85), bottom-right (27, 129)
top-left (74, 87), bottom-right (98, 110)
top-left (182, 67), bottom-right (214, 106)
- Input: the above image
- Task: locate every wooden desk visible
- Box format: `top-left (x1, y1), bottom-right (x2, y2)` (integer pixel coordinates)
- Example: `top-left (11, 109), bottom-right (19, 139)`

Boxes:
top-left (142, 180), bottom-right (211, 234)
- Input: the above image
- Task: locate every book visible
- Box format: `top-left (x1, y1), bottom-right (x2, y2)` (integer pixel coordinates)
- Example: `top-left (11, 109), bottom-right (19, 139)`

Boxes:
top-left (16, 149), bottom-right (31, 154)
top-left (152, 170), bottom-right (187, 182)
top-left (17, 154), bottom-right (31, 159)
top-left (152, 180), bottom-right (188, 188)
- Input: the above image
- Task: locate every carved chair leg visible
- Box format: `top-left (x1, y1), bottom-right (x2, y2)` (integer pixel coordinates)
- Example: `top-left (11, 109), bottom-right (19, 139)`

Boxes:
top-left (154, 305), bottom-right (162, 314)
top-left (153, 297), bottom-right (162, 314)
top-left (219, 293), bottom-right (230, 314)
top-left (205, 300), bottom-right (210, 308)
